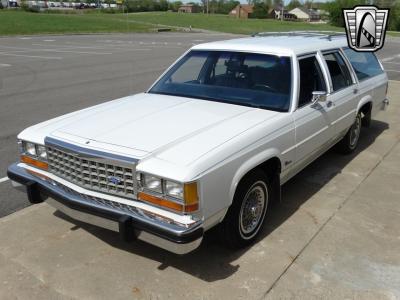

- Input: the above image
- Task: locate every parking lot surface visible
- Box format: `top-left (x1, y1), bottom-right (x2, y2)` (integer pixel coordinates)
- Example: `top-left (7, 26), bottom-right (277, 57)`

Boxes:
top-left (0, 33), bottom-right (400, 299)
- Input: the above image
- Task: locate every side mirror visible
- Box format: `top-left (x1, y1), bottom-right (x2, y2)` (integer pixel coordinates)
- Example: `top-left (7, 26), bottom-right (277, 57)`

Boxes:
top-left (311, 91), bottom-right (327, 104)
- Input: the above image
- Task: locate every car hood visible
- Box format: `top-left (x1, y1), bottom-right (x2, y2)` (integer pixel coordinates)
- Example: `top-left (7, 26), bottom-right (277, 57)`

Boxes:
top-left (21, 93), bottom-right (280, 166)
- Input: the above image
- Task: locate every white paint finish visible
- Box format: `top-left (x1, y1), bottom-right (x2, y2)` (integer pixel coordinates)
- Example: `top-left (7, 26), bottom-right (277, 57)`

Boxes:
top-left (50, 93), bottom-right (256, 156)
top-left (0, 177), bottom-right (9, 184)
top-left (12, 34), bottom-right (389, 249)
top-left (192, 35), bottom-right (348, 56)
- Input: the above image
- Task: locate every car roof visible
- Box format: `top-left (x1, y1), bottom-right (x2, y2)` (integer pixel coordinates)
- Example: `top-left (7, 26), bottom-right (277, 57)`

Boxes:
top-left (192, 33), bottom-right (348, 56)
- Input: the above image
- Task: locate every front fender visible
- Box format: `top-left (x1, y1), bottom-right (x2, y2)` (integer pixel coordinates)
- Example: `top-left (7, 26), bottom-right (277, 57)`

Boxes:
top-left (229, 148), bottom-right (281, 203)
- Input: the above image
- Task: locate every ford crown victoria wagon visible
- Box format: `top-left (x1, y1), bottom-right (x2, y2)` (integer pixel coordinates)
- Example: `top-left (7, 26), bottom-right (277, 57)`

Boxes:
top-left (8, 32), bottom-right (389, 254)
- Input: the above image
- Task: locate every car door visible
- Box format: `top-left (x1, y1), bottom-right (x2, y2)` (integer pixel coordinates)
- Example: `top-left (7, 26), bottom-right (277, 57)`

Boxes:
top-left (292, 53), bottom-right (334, 172)
top-left (321, 50), bottom-right (358, 137)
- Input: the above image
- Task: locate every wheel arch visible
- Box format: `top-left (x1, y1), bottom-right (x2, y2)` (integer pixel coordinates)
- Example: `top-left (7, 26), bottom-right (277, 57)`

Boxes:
top-left (228, 149), bottom-right (282, 207)
top-left (357, 95), bottom-right (373, 127)
top-left (357, 95), bottom-right (373, 115)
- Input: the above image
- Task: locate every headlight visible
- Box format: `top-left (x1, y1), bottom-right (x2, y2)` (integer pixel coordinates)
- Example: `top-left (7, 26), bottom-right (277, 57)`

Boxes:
top-left (165, 181), bottom-right (183, 199)
top-left (138, 172), bottom-right (199, 213)
top-left (37, 145), bottom-right (47, 160)
top-left (19, 140), bottom-right (48, 170)
top-left (25, 142), bottom-right (37, 156)
top-left (143, 174), bottom-right (162, 193)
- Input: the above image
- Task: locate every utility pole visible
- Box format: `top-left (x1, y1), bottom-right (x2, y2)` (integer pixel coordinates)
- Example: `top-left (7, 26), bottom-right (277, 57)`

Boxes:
top-left (281, 0), bottom-right (283, 21)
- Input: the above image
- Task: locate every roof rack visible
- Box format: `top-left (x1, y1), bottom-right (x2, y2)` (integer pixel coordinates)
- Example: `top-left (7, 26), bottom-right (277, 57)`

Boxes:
top-left (251, 31), bottom-right (346, 41)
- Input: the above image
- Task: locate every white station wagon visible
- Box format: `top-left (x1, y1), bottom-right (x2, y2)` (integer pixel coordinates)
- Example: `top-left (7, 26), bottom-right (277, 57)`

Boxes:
top-left (8, 32), bottom-right (389, 254)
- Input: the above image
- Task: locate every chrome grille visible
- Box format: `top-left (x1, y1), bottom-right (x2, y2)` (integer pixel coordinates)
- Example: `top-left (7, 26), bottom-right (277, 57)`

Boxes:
top-left (46, 146), bottom-right (136, 198)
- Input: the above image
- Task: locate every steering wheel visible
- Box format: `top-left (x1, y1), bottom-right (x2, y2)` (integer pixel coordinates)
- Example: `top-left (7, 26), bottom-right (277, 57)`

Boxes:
top-left (253, 84), bottom-right (278, 93)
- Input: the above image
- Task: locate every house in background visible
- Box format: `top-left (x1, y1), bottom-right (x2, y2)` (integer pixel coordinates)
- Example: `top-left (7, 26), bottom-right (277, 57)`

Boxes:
top-left (229, 4), bottom-right (254, 19)
top-left (178, 4), bottom-right (200, 13)
top-left (1, 0), bottom-right (20, 7)
top-left (268, 5), bottom-right (297, 20)
top-left (289, 7), bottom-right (321, 22)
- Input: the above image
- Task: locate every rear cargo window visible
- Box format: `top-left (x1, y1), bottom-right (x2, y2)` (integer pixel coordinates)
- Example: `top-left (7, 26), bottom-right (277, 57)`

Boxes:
top-left (343, 49), bottom-right (383, 81)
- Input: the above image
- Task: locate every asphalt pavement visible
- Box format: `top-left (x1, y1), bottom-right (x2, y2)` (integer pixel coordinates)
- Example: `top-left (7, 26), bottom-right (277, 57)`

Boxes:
top-left (0, 32), bottom-right (237, 217)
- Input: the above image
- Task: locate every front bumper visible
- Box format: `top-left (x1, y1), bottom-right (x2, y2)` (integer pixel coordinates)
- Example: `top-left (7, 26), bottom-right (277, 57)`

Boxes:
top-left (7, 163), bottom-right (203, 254)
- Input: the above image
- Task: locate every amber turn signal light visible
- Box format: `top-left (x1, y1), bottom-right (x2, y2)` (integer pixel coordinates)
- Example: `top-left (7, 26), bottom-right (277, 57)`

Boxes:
top-left (138, 191), bottom-right (199, 213)
top-left (21, 155), bottom-right (48, 170)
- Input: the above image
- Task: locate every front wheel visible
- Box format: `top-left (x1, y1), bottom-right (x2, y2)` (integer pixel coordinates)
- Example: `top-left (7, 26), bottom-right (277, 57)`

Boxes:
top-left (336, 112), bottom-right (362, 154)
top-left (220, 169), bottom-right (270, 249)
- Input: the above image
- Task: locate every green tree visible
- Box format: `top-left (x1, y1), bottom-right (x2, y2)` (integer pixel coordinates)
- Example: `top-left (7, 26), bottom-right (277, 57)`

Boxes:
top-left (286, 0), bottom-right (301, 10)
top-left (251, 2), bottom-right (269, 18)
top-left (325, 0), bottom-right (364, 27)
top-left (168, 1), bottom-right (182, 11)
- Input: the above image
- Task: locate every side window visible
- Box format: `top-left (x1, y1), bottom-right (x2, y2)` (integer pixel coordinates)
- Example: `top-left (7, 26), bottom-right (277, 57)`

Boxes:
top-left (343, 48), bottom-right (383, 81)
top-left (298, 55), bottom-right (327, 107)
top-left (323, 52), bottom-right (353, 91)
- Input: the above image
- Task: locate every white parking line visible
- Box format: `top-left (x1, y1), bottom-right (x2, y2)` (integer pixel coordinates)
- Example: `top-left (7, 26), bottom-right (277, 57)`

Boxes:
top-left (0, 45), bottom-right (112, 55)
top-left (13, 49), bottom-right (112, 55)
top-left (383, 62), bottom-right (400, 65)
top-left (43, 39), bottom-right (55, 42)
top-left (32, 43), bottom-right (154, 51)
top-left (381, 54), bottom-right (400, 62)
top-left (0, 177), bottom-right (9, 184)
top-left (385, 69), bottom-right (400, 73)
top-left (0, 63), bottom-right (11, 67)
top-left (0, 52), bottom-right (62, 60)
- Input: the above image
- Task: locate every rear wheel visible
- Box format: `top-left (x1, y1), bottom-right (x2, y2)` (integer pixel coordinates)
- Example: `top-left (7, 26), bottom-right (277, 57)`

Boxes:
top-left (220, 169), bottom-right (270, 249)
top-left (336, 112), bottom-right (362, 154)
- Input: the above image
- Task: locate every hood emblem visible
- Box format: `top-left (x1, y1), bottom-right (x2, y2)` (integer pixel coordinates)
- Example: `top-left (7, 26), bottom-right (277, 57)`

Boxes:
top-left (108, 176), bottom-right (122, 185)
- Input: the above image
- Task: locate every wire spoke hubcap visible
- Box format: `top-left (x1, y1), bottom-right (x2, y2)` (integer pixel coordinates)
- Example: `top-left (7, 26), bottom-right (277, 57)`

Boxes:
top-left (350, 115), bottom-right (361, 148)
top-left (239, 182), bottom-right (267, 238)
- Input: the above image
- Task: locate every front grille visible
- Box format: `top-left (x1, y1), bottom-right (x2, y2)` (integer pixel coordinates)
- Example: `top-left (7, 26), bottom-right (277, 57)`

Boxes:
top-left (46, 146), bottom-right (136, 198)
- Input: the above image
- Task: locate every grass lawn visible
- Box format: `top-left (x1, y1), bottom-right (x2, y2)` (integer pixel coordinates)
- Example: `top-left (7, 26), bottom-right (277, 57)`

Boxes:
top-left (124, 12), bottom-right (343, 35)
top-left (0, 10), bottom-right (344, 36)
top-left (0, 10), bottom-right (155, 35)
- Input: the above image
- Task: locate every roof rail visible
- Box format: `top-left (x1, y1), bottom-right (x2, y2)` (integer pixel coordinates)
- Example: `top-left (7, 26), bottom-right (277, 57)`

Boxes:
top-left (251, 31), bottom-right (346, 41)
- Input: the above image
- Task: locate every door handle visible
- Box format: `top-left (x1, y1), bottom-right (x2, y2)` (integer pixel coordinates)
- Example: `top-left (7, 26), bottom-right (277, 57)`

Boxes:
top-left (353, 88), bottom-right (359, 94)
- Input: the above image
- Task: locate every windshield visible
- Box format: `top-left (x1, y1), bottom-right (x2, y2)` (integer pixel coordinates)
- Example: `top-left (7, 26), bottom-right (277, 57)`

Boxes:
top-left (149, 50), bottom-right (292, 112)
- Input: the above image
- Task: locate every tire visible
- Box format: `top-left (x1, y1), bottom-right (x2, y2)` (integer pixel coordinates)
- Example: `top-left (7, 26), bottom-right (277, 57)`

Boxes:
top-left (220, 169), bottom-right (270, 249)
top-left (336, 111), bottom-right (362, 154)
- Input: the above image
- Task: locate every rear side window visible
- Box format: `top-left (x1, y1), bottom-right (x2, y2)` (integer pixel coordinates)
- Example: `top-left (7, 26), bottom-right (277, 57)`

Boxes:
top-left (343, 49), bottom-right (383, 81)
top-left (298, 56), bottom-right (326, 107)
top-left (323, 52), bottom-right (353, 92)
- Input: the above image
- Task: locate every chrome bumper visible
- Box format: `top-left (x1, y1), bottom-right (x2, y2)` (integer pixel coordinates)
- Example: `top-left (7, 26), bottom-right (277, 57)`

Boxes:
top-left (7, 163), bottom-right (203, 255)
top-left (382, 98), bottom-right (389, 111)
